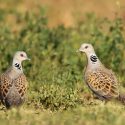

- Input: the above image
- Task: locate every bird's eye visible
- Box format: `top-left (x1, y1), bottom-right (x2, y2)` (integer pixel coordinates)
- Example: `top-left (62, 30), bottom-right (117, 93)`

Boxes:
top-left (85, 46), bottom-right (88, 49)
top-left (20, 54), bottom-right (24, 57)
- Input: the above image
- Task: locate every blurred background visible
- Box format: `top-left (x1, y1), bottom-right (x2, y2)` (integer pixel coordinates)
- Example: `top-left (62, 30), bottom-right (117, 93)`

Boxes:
top-left (0, 0), bottom-right (125, 27)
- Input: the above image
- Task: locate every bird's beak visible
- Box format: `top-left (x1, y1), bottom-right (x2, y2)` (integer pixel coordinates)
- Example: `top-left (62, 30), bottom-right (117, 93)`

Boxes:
top-left (27, 58), bottom-right (31, 61)
top-left (76, 48), bottom-right (83, 53)
top-left (25, 56), bottom-right (31, 61)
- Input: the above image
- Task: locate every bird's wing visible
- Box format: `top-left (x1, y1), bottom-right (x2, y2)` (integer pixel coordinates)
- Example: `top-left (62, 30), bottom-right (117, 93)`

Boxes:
top-left (14, 74), bottom-right (28, 99)
top-left (0, 73), bottom-right (13, 100)
top-left (85, 69), bottom-right (119, 99)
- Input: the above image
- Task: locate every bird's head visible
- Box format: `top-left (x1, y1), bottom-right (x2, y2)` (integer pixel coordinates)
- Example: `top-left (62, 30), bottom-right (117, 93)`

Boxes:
top-left (13, 51), bottom-right (30, 62)
top-left (78, 43), bottom-right (95, 54)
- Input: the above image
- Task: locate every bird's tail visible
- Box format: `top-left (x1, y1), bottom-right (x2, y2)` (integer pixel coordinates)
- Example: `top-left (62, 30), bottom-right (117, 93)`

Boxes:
top-left (117, 94), bottom-right (125, 104)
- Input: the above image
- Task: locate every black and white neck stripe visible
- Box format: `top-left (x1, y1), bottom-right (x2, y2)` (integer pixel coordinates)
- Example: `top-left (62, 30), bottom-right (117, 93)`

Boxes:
top-left (90, 55), bottom-right (98, 63)
top-left (14, 63), bottom-right (21, 70)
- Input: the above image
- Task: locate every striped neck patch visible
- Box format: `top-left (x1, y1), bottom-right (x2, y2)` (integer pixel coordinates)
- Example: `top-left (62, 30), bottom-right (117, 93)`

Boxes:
top-left (90, 55), bottom-right (98, 62)
top-left (14, 63), bottom-right (21, 70)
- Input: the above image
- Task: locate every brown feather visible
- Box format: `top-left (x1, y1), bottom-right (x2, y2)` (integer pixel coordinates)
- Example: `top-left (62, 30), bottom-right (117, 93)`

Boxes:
top-left (85, 68), bottom-right (119, 100)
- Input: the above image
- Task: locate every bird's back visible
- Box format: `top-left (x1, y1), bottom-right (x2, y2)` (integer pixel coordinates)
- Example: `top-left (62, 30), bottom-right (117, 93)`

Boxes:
top-left (84, 66), bottom-right (119, 100)
top-left (0, 68), bottom-right (28, 108)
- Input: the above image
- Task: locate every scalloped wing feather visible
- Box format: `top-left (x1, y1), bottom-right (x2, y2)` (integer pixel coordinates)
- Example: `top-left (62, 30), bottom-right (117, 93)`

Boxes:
top-left (85, 68), bottom-right (119, 99)
top-left (0, 73), bottom-right (13, 100)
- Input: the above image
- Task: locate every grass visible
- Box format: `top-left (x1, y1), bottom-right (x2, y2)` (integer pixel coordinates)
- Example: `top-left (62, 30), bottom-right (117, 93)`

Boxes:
top-left (0, 1), bottom-right (125, 125)
top-left (1, 102), bottom-right (125, 125)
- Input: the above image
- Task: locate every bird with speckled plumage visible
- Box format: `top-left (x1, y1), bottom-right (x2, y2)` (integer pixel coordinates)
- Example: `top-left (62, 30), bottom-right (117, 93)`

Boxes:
top-left (77, 43), bottom-right (125, 102)
top-left (0, 51), bottom-right (30, 108)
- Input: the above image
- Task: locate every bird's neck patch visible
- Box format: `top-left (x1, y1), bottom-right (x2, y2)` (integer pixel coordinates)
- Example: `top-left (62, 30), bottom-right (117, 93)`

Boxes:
top-left (14, 63), bottom-right (21, 70)
top-left (90, 55), bottom-right (98, 63)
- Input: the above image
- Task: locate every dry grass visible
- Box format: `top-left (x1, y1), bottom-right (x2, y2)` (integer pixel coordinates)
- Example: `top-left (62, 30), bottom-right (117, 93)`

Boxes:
top-left (0, 0), bottom-right (125, 27)
top-left (1, 102), bottom-right (125, 125)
